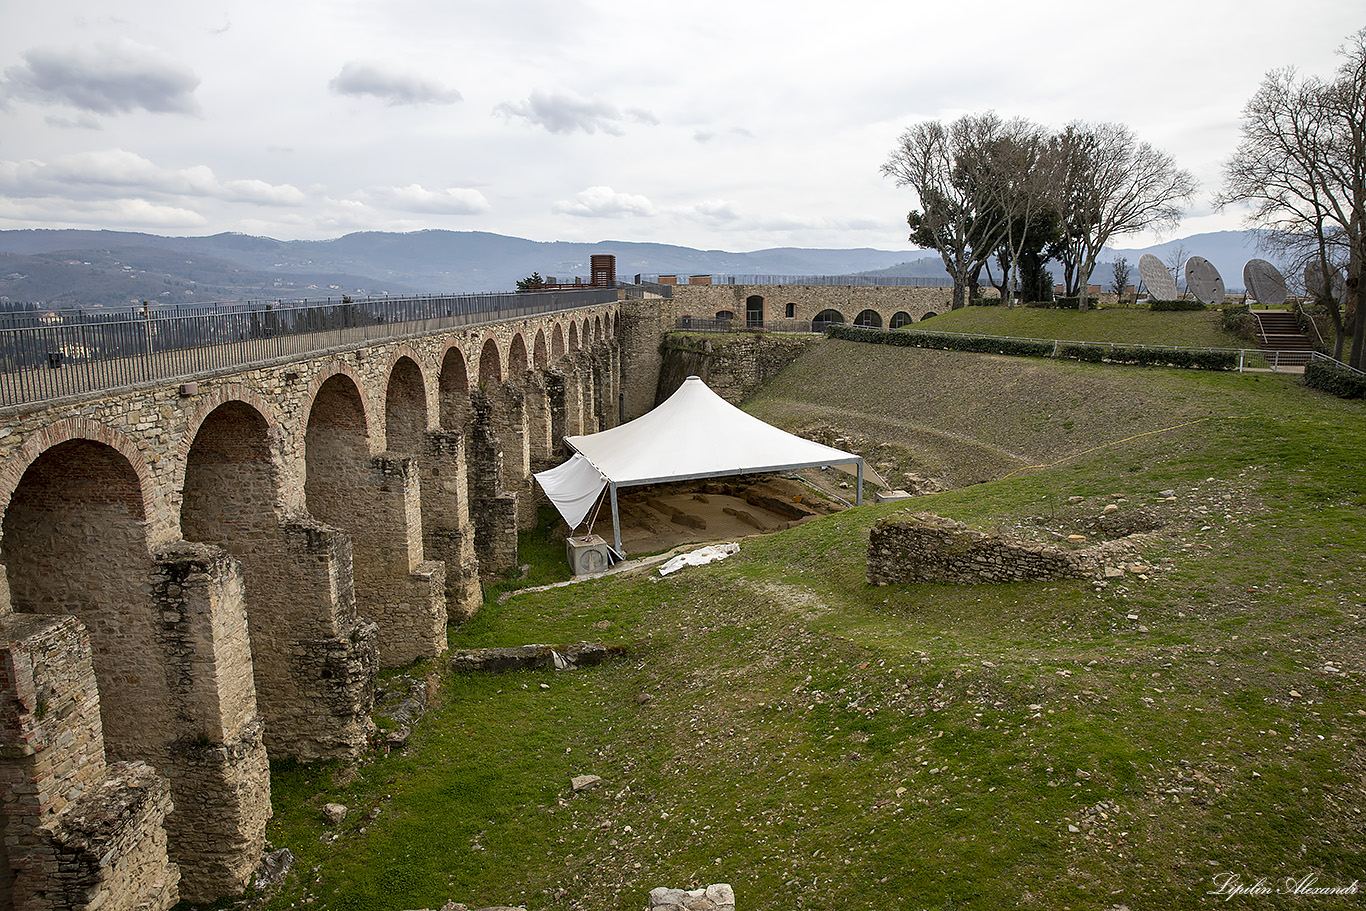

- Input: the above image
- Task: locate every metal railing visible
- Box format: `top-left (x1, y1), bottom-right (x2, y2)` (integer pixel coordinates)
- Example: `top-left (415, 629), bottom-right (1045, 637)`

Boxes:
top-left (843, 324), bottom-right (1322, 374)
top-left (618, 281), bottom-right (673, 300)
top-left (675, 317), bottom-right (913, 334)
top-left (1308, 351), bottom-right (1366, 376)
top-left (639, 274), bottom-right (954, 288)
top-left (0, 288), bottom-right (617, 409)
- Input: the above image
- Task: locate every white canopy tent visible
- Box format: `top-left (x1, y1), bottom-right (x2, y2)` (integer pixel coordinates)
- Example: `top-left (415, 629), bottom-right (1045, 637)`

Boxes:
top-left (534, 375), bottom-right (864, 553)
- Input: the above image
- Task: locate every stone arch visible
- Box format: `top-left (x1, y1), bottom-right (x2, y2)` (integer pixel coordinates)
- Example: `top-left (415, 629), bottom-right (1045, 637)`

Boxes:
top-left (921, 311), bottom-right (938, 321)
top-left (813, 308), bottom-right (846, 331)
top-left (173, 385), bottom-right (287, 520)
top-left (533, 328), bottom-right (549, 368)
top-left (890, 311), bottom-right (913, 329)
top-left (594, 316), bottom-right (603, 343)
top-left (0, 418), bottom-right (157, 549)
top-left (2, 438), bottom-right (166, 763)
top-left (479, 337), bottom-right (503, 386)
top-left (438, 344), bottom-right (471, 429)
top-left (305, 374), bottom-right (371, 521)
top-left (613, 311), bottom-right (620, 337)
top-left (854, 309), bottom-right (883, 328)
top-left (305, 373), bottom-right (443, 668)
top-left (746, 294), bottom-right (764, 326)
top-left (181, 400), bottom-right (282, 542)
top-left (299, 361), bottom-right (375, 457)
top-left (551, 323), bottom-right (566, 359)
top-left (569, 321), bottom-right (580, 351)
top-left (716, 309), bottom-right (736, 322)
top-left (508, 333), bottom-right (529, 376)
top-left (785, 302), bottom-right (797, 319)
top-left (385, 355), bottom-right (428, 455)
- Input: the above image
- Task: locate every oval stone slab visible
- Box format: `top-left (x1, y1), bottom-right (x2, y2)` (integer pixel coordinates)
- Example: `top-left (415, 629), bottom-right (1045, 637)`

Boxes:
top-left (1243, 259), bottom-right (1287, 306)
top-left (1304, 261), bottom-right (1345, 303)
top-left (1138, 253), bottom-right (1178, 301)
top-left (1185, 256), bottom-right (1225, 305)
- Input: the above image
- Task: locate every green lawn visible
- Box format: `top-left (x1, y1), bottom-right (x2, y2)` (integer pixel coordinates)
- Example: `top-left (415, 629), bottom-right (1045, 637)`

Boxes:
top-left (246, 347), bottom-right (1365, 911)
top-left (919, 305), bottom-right (1240, 349)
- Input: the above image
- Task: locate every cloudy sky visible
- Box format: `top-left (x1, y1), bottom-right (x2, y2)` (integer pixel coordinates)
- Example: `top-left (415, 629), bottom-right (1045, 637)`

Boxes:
top-left (0, 1), bottom-right (1360, 253)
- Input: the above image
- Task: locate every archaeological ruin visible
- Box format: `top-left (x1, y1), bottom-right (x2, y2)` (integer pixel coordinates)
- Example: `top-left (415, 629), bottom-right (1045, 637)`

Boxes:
top-left (0, 273), bottom-right (953, 908)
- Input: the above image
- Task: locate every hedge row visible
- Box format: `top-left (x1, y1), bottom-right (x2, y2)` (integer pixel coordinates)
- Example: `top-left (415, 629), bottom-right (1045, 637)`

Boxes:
top-left (1304, 358), bottom-right (1366, 399)
top-left (827, 324), bottom-right (1237, 371)
top-left (1029, 297), bottom-right (1087, 309)
top-left (827, 324), bottom-right (1053, 357)
top-left (1056, 343), bottom-right (1237, 370)
top-left (1149, 299), bottom-right (1207, 311)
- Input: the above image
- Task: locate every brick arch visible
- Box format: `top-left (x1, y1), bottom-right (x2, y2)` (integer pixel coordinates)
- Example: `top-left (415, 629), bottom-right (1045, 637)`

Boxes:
top-left (299, 360), bottom-right (376, 454)
top-left (508, 333), bottom-right (529, 376)
top-left (0, 427), bottom-right (171, 768)
top-left (381, 343), bottom-right (434, 427)
top-left (533, 328), bottom-right (549, 369)
top-left (0, 417), bottom-right (158, 549)
top-left (437, 342), bottom-right (472, 429)
top-left (478, 336), bottom-right (503, 386)
top-left (171, 384), bottom-right (287, 523)
top-left (384, 354), bottom-right (430, 454)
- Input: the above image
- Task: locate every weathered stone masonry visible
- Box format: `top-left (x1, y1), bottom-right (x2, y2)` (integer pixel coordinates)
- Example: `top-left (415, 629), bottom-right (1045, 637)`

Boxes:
top-left (867, 512), bottom-right (1099, 585)
top-left (0, 280), bottom-right (945, 906)
top-left (0, 303), bottom-right (619, 908)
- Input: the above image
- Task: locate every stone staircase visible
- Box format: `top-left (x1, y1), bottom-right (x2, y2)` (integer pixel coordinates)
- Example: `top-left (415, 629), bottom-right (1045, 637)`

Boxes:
top-left (1252, 309), bottom-right (1316, 367)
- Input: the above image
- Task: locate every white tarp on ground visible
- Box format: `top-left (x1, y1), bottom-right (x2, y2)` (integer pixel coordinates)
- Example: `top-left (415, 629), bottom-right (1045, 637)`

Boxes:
top-left (533, 375), bottom-right (863, 537)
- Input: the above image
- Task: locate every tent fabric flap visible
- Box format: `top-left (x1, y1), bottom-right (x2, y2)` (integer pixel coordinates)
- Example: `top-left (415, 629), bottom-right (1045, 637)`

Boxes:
top-left (563, 375), bottom-right (861, 486)
top-left (533, 452), bottom-right (606, 530)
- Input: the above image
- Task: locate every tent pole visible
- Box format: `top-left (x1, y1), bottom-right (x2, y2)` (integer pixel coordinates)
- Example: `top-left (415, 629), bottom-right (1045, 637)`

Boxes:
top-left (610, 483), bottom-right (622, 553)
top-left (856, 462), bottom-right (864, 506)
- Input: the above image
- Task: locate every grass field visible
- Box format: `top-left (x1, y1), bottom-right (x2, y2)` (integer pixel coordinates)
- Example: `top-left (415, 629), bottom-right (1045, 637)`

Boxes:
top-left (247, 342), bottom-right (1365, 911)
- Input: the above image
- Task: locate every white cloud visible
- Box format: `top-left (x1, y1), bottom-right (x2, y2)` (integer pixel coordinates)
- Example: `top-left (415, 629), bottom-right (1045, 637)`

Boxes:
top-left (44, 113), bottom-right (103, 130)
top-left (553, 186), bottom-right (655, 217)
top-left (369, 184), bottom-right (491, 215)
top-left (0, 150), bottom-right (306, 208)
top-left (689, 200), bottom-right (741, 222)
top-left (496, 92), bottom-right (653, 135)
top-left (221, 178), bottom-right (309, 207)
top-left (0, 196), bottom-right (207, 229)
top-left (329, 63), bottom-right (462, 106)
top-left (1, 40), bottom-right (200, 115)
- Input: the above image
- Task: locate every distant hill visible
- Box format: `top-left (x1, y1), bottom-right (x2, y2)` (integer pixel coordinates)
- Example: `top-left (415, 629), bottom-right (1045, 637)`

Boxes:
top-left (0, 229), bottom-right (918, 308)
top-left (0, 227), bottom-right (1285, 308)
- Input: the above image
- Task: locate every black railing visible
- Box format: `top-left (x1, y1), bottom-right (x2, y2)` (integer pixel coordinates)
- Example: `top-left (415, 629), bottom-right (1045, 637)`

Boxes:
top-left (641, 274), bottom-right (953, 288)
top-left (1, 289), bottom-right (617, 408)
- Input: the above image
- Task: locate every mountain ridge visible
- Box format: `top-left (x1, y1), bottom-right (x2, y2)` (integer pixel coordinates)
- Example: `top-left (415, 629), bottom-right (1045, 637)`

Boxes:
top-left (0, 227), bottom-right (1285, 308)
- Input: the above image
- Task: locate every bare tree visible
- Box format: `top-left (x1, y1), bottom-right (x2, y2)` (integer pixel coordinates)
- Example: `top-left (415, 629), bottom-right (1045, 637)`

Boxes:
top-left (1165, 242), bottom-right (1191, 295)
top-left (1218, 28), bottom-right (1366, 365)
top-left (1053, 123), bottom-right (1198, 311)
top-left (882, 115), bottom-right (1011, 310)
top-left (958, 115), bottom-right (1059, 307)
top-left (1110, 256), bottom-right (1132, 304)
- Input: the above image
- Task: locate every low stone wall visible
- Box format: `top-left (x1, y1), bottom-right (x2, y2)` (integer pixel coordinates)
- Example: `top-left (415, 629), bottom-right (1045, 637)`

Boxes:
top-left (868, 512), bottom-right (1097, 585)
top-left (648, 884), bottom-right (736, 911)
top-left (658, 334), bottom-right (815, 404)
